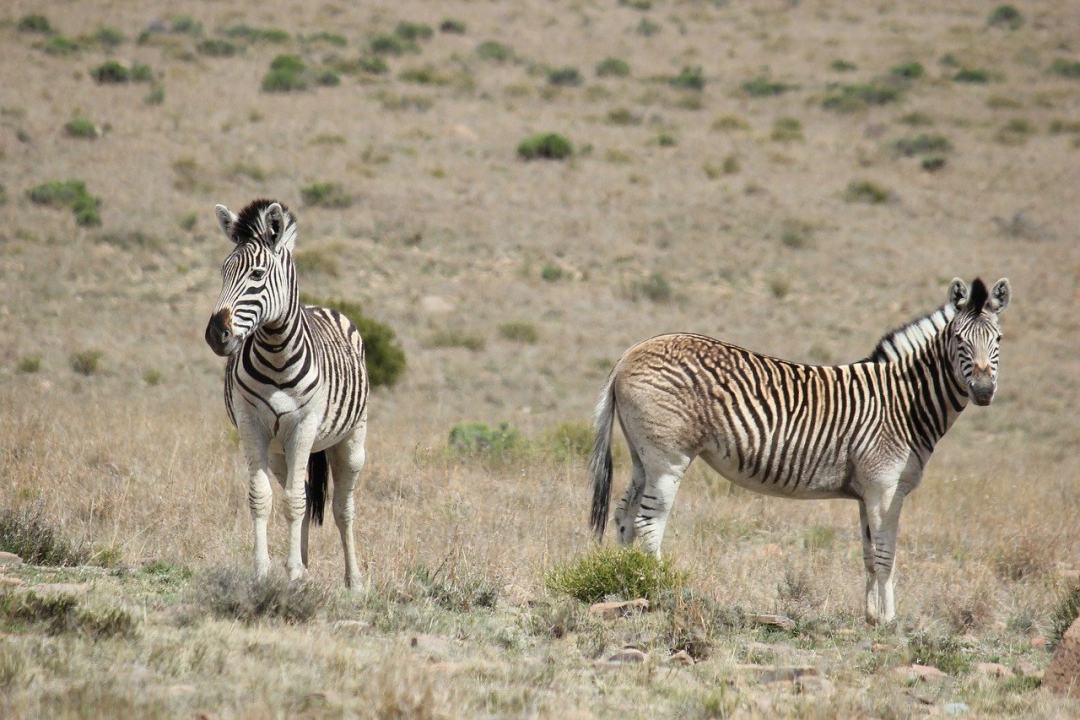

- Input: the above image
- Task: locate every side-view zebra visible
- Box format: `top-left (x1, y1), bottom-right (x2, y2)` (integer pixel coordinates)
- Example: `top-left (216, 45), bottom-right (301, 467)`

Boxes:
top-left (590, 277), bottom-right (1011, 624)
top-left (204, 199), bottom-right (369, 589)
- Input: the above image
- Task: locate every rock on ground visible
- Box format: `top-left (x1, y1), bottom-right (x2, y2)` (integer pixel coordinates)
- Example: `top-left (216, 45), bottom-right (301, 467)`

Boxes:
top-left (0, 551), bottom-right (23, 566)
top-left (1046, 617), bottom-right (1080, 697)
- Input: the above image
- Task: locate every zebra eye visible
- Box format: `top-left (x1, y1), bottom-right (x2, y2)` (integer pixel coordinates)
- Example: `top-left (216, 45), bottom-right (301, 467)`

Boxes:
top-left (250, 268), bottom-right (266, 281)
top-left (995, 334), bottom-right (1002, 342)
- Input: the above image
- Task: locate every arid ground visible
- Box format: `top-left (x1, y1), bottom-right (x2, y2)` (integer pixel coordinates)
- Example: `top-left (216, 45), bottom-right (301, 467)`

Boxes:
top-left (1, 0), bottom-right (1079, 717)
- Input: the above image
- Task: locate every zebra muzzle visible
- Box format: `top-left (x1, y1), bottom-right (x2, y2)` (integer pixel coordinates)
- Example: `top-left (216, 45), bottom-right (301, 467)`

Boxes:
top-left (205, 309), bottom-right (240, 356)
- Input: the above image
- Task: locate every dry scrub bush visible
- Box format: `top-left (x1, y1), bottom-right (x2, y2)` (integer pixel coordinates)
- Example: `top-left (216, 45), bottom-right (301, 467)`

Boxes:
top-left (546, 546), bottom-right (687, 603)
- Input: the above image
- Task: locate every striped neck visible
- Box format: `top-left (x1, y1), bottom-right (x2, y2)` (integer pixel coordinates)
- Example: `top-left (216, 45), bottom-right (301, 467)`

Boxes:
top-left (867, 304), bottom-right (956, 363)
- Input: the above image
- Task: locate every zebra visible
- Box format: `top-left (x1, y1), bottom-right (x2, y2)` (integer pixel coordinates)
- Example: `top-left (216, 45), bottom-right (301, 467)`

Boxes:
top-left (204, 198), bottom-right (369, 589)
top-left (589, 277), bottom-right (1011, 623)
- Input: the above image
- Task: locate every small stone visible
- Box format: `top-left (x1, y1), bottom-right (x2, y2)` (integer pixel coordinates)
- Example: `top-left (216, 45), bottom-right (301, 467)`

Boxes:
top-left (606, 647), bottom-right (647, 664)
top-left (975, 662), bottom-right (1013, 679)
top-left (896, 664), bottom-right (948, 682)
top-left (748, 613), bottom-right (796, 631)
top-left (0, 552), bottom-right (23, 566)
top-left (666, 650), bottom-right (694, 666)
top-left (588, 598), bottom-right (649, 620)
top-left (943, 702), bottom-right (970, 716)
top-left (1045, 617), bottom-right (1080, 697)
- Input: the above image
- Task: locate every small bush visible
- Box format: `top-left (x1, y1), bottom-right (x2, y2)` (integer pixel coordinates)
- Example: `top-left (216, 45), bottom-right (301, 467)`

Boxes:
top-left (27, 180), bottom-right (101, 227)
top-left (655, 132), bottom-right (677, 147)
top-left (370, 33), bottom-right (418, 56)
top-left (262, 54), bottom-right (308, 92)
top-left (953, 67), bottom-right (990, 83)
top-left (143, 368), bottom-right (163, 386)
top-left (541, 264), bottom-right (563, 282)
top-left (741, 76), bottom-right (791, 97)
top-left (498, 321), bottom-right (539, 344)
top-left (399, 65), bottom-right (449, 85)
top-left (300, 181), bottom-right (352, 208)
top-left (64, 116), bottom-right (97, 139)
top-left (907, 633), bottom-right (973, 675)
top-left (303, 31), bottom-right (346, 47)
top-left (197, 39), bottom-right (240, 57)
top-left (634, 272), bottom-right (672, 303)
top-left (196, 567), bottom-right (329, 624)
top-left (771, 117), bottom-right (803, 142)
top-left (822, 81), bottom-right (902, 112)
top-left (1049, 58), bottom-right (1080, 79)
top-left (476, 40), bottom-right (513, 62)
top-left (301, 296), bottom-right (407, 388)
top-left (131, 63), bottom-right (154, 82)
top-left (596, 57), bottom-right (630, 77)
top-left (316, 69), bottom-right (340, 87)
top-left (222, 25), bottom-right (289, 43)
top-left (1048, 584), bottom-right (1080, 650)
top-left (356, 55), bottom-right (389, 75)
top-left (429, 329), bottom-right (485, 351)
top-left (408, 564), bottom-right (498, 611)
top-left (41, 36), bottom-right (80, 56)
top-left (144, 85), bottom-right (165, 106)
top-left (440, 19), bottom-right (467, 34)
top-left (70, 350), bottom-right (103, 375)
top-left (890, 61), bottom-right (924, 79)
top-left (395, 21), bottom-right (433, 41)
top-left (547, 66), bottom-right (582, 87)
top-left (546, 546), bottom-right (687, 603)
top-left (768, 277), bottom-right (791, 299)
top-left (517, 133), bottom-right (573, 160)
top-left (543, 420), bottom-right (593, 462)
top-left (17, 14), bottom-right (53, 34)
top-left (448, 422), bottom-right (524, 459)
top-left (996, 118), bottom-right (1034, 145)
top-left (844, 179), bottom-right (891, 204)
top-left (17, 355), bottom-right (42, 373)
top-left (606, 108), bottom-right (641, 126)
top-left (169, 15), bottom-right (202, 35)
top-left (637, 18), bottom-right (661, 37)
top-left (921, 156), bottom-right (946, 172)
top-left (90, 61), bottom-right (129, 84)
top-left (989, 5), bottom-right (1023, 29)
top-left (894, 133), bottom-right (951, 156)
top-left (899, 111), bottom-right (934, 126)
top-left (1049, 119), bottom-right (1080, 134)
top-left (712, 115), bottom-right (749, 132)
top-left (781, 219), bottom-right (812, 249)
top-left (830, 59), bottom-right (857, 72)
top-left (0, 592), bottom-right (137, 639)
top-left (0, 504), bottom-right (88, 566)
top-left (94, 26), bottom-right (125, 48)
top-left (670, 66), bottom-right (705, 91)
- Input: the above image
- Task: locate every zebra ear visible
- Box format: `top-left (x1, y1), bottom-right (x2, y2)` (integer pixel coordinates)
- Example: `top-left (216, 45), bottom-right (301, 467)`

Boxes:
top-left (947, 277), bottom-right (969, 310)
top-left (214, 204), bottom-right (238, 242)
top-left (986, 278), bottom-right (1011, 314)
top-left (266, 202), bottom-right (294, 254)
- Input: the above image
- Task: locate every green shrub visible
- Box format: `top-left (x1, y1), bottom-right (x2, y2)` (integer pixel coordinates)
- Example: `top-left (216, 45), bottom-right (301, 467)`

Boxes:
top-left (655, 132), bottom-right (677, 147)
top-left (741, 76), bottom-right (791, 97)
top-left (370, 33), bottom-right (418, 56)
top-left (0, 503), bottom-right (88, 565)
top-left (429, 329), bottom-right (485, 351)
top-left (606, 108), bottom-right (641, 126)
top-left (300, 296), bottom-right (406, 388)
top-left (543, 420), bottom-right (593, 462)
top-left (197, 39), bottom-right (240, 57)
top-left (546, 546), bottom-right (687, 603)
top-left (953, 67), bottom-right (990, 83)
top-left (517, 133), bottom-right (573, 160)
top-left (17, 14), bottom-right (53, 34)
top-left (143, 368), bottom-right (163, 386)
top-left (476, 40), bottom-right (513, 62)
top-left (94, 26), bottom-right (125, 47)
top-left (316, 69), bottom-right (340, 87)
top-left (712, 115), bottom-right (749, 131)
top-left (144, 84), bottom-right (165, 106)
top-left (64, 116), bottom-right (97, 139)
top-left (169, 15), bottom-right (202, 35)
top-left (822, 81), bottom-right (902, 112)
top-left (439, 19), bottom-right (467, 34)
top-left (17, 355), bottom-right (41, 373)
top-left (921, 156), bottom-right (946, 172)
top-left (899, 111), bottom-right (934, 126)
top-left (1049, 119), bottom-right (1080, 134)
top-left (620, 0), bottom-right (653, 9)
top-left (399, 65), bottom-right (449, 85)
top-left (131, 63), bottom-right (154, 82)
top-left (830, 59), bottom-right (857, 72)
top-left (70, 349), bottom-right (103, 375)
top-left (196, 567), bottom-right (328, 624)
top-left (497, 321), bottom-right (539, 344)
top-left (356, 56), bottom-right (389, 75)
top-left (222, 25), bottom-right (289, 43)
top-left (890, 61), bottom-right (924, 79)
top-left (637, 18), bottom-right (661, 36)
top-left (1049, 584), bottom-right (1080, 650)
top-left (548, 66), bottom-right (582, 87)
top-left (907, 633), bottom-right (973, 675)
top-left (27, 180), bottom-right (101, 227)
top-left (845, 180), bottom-right (891, 204)
top-left (41, 35), bottom-right (80, 55)
top-left (894, 133), bottom-right (951, 156)
top-left (395, 21), bottom-right (433, 41)
top-left (780, 219), bottom-right (812, 249)
top-left (1049, 58), bottom-right (1080, 79)
top-left (262, 54), bottom-right (308, 92)
top-left (293, 248), bottom-right (340, 277)
top-left (448, 422), bottom-right (524, 458)
top-left (90, 61), bottom-right (129, 83)
top-left (541, 263), bottom-right (563, 282)
top-left (996, 118), bottom-right (1033, 145)
top-left (670, 66), bottom-right (705, 91)
top-left (596, 57), bottom-right (630, 77)
top-left (300, 181), bottom-right (351, 208)
top-left (771, 117), bottom-right (803, 142)
top-left (988, 5), bottom-right (1023, 29)
top-left (303, 31), bottom-right (346, 47)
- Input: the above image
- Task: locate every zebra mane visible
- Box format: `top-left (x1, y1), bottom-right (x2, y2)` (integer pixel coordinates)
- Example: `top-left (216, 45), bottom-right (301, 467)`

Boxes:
top-left (867, 304), bottom-right (956, 363)
top-left (231, 198), bottom-right (296, 249)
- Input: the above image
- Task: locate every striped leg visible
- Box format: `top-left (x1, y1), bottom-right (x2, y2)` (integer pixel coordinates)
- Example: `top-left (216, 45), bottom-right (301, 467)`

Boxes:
top-left (614, 446), bottom-right (646, 545)
top-left (858, 501), bottom-right (879, 624)
top-left (238, 421), bottom-right (272, 580)
top-left (269, 452), bottom-right (310, 569)
top-left (329, 420), bottom-right (366, 591)
top-left (863, 482), bottom-right (905, 624)
top-left (283, 426), bottom-right (318, 582)
top-left (634, 451), bottom-right (691, 557)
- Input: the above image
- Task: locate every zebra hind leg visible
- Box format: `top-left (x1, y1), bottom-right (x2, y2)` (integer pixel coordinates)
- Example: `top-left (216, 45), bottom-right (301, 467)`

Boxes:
top-left (614, 446), bottom-right (646, 545)
top-left (328, 420), bottom-right (367, 591)
top-left (858, 501), bottom-right (879, 624)
top-left (634, 450), bottom-right (691, 558)
top-left (862, 484), bottom-right (905, 624)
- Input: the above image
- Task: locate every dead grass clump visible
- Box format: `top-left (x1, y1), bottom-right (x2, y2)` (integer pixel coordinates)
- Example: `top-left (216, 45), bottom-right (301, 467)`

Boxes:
top-left (992, 534), bottom-right (1055, 582)
top-left (771, 117), bottom-right (803, 142)
top-left (408, 563), bottom-right (499, 611)
top-left (1048, 584), bottom-right (1080, 650)
top-left (997, 118), bottom-right (1034, 145)
top-left (0, 592), bottom-right (137, 639)
top-left (844, 179), bottom-right (892, 204)
top-left (448, 422), bottom-right (525, 460)
top-left (17, 355), bottom-right (42, 373)
top-left (498, 321), bottom-right (539, 344)
top-left (70, 349), bottom-right (103, 375)
top-left (629, 272), bottom-right (672, 303)
top-left (546, 546), bottom-right (687, 603)
top-left (300, 181), bottom-right (352, 208)
top-left (195, 567), bottom-right (330, 624)
top-left (528, 597), bottom-right (591, 638)
top-left (596, 57), bottom-right (630, 78)
top-left (0, 504), bottom-right (88, 566)
top-left (657, 591), bottom-right (743, 660)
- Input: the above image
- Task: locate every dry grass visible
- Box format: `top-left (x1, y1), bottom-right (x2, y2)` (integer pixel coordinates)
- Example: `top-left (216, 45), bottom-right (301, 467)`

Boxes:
top-left (1, 0), bottom-right (1079, 716)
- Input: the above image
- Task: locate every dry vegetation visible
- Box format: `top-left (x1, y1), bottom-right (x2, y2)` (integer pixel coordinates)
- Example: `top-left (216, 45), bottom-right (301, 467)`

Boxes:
top-left (1, 0), bottom-right (1079, 717)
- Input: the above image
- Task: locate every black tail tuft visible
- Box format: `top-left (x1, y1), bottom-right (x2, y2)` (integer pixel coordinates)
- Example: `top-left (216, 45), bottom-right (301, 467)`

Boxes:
top-left (306, 451), bottom-right (329, 526)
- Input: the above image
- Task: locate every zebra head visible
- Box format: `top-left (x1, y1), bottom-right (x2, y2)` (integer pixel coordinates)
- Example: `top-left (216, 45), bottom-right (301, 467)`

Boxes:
top-left (205, 199), bottom-right (298, 357)
top-left (946, 276), bottom-right (1011, 406)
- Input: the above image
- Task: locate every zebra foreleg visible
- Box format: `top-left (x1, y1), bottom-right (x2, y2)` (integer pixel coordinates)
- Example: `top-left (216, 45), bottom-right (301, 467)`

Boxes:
top-left (862, 483), bottom-right (905, 624)
top-left (283, 425), bottom-right (319, 582)
top-left (270, 452), bottom-right (311, 570)
top-left (329, 420), bottom-right (367, 591)
top-left (238, 422), bottom-right (272, 580)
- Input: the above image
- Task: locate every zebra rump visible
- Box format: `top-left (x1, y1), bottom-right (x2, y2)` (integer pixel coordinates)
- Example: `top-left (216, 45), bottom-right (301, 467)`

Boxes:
top-left (306, 451), bottom-right (329, 526)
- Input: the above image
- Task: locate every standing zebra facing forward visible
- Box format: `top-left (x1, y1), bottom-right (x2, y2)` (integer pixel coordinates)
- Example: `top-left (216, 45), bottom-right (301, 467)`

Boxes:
top-left (204, 199), bottom-right (368, 589)
top-left (590, 277), bottom-right (1011, 623)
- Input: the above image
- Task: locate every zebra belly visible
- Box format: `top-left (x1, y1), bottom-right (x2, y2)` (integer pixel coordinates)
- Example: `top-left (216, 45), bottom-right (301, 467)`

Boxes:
top-left (699, 447), bottom-right (856, 500)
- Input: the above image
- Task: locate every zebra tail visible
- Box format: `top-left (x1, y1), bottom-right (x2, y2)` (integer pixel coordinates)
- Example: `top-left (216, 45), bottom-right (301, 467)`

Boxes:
top-left (589, 372), bottom-right (616, 541)
top-left (306, 451), bottom-right (329, 526)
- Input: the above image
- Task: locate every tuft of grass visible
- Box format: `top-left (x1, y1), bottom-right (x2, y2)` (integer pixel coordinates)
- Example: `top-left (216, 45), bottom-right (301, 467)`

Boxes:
top-left (300, 296), bottom-right (406, 388)
top-left (395, 21), bottom-right (433, 42)
top-left (439, 19), bottom-right (467, 34)
top-left (670, 66), bottom-right (705, 91)
top-left (197, 39), bottom-right (240, 57)
top-left (655, 132), bottom-right (677, 147)
top-left (294, 248), bottom-right (340, 277)
top-left (143, 368), bottom-right (163, 386)
top-left (542, 420), bottom-right (593, 463)
top-left (144, 84), bottom-right (165, 106)
top-left (712, 115), bottom-right (749, 132)
top-left (844, 179), bottom-right (891, 204)
top-left (222, 24), bottom-right (288, 43)
top-left (632, 272), bottom-right (672, 303)
top-left (398, 65), bottom-right (449, 86)
top-left (992, 534), bottom-right (1053, 581)
top-left (890, 61), bottom-right (924, 80)
top-left (606, 108), bottom-right (641, 126)
top-left (768, 277), bottom-right (791, 299)
top-left (448, 422), bottom-right (524, 459)
top-left (548, 66), bottom-right (583, 87)
top-left (771, 117), bottom-right (803, 142)
top-left (921, 156), bottom-right (947, 172)
top-left (407, 564), bottom-right (498, 611)
top-left (636, 18), bottom-right (661, 37)
top-left (1048, 58), bottom-right (1080, 79)
top-left (899, 111), bottom-right (934, 126)
top-left (780, 218), bottom-right (813, 249)
top-left (546, 546), bottom-right (687, 603)
top-left (894, 133), bottom-right (951, 156)
top-left (370, 33), bottom-right (418, 56)
top-left (196, 567), bottom-right (329, 624)
top-left (90, 61), bottom-right (130, 84)
top-left (1049, 119), bottom-right (1080, 135)
top-left (996, 118), bottom-right (1034, 145)
top-left (830, 59), bottom-right (857, 72)
top-left (17, 14), bottom-right (53, 34)
top-left (822, 80), bottom-right (902, 112)
top-left (0, 504), bottom-right (88, 566)
top-left (429, 329), bottom-right (486, 352)
top-left (907, 633), bottom-right (973, 675)
top-left (596, 57), bottom-right (630, 78)
top-left (41, 35), bottom-right (80, 56)
top-left (498, 321), bottom-right (539, 344)
top-left (741, 76), bottom-right (791, 97)
top-left (541, 264), bottom-right (563, 282)
top-left (476, 40), bottom-right (513, 62)
top-left (517, 133), bottom-right (573, 161)
top-left (0, 592), bottom-right (138, 639)
top-left (169, 15), bottom-right (203, 36)
top-left (94, 26), bottom-right (125, 48)
top-left (988, 5), bottom-right (1023, 30)
top-left (63, 116), bottom-right (98, 139)
top-left (17, 355), bottom-right (42, 373)
top-left (27, 180), bottom-right (101, 227)
top-left (262, 54), bottom-right (308, 92)
top-left (1048, 584), bottom-right (1080, 650)
top-left (953, 67), bottom-right (991, 83)
top-left (70, 350), bottom-right (103, 376)
top-left (300, 181), bottom-right (352, 208)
